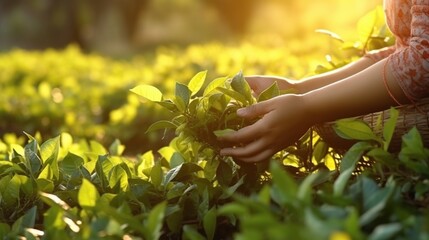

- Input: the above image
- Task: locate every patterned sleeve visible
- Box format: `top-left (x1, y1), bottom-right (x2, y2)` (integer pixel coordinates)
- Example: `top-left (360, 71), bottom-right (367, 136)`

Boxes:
top-left (386, 0), bottom-right (429, 101)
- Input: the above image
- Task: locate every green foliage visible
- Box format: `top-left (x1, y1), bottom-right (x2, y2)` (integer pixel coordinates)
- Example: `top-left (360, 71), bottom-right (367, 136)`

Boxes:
top-left (0, 5), bottom-right (428, 240)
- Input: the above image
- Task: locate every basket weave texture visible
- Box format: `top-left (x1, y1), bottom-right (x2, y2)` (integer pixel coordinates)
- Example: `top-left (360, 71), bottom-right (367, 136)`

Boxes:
top-left (315, 97), bottom-right (429, 153)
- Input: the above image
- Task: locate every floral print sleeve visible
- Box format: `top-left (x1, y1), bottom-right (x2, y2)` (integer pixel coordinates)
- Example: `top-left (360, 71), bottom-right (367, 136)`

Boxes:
top-left (382, 0), bottom-right (429, 101)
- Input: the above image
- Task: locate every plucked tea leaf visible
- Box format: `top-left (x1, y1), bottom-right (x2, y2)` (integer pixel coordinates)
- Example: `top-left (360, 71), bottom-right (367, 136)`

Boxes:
top-left (130, 84), bottom-right (163, 102)
top-left (188, 70), bottom-right (207, 96)
top-left (78, 178), bottom-right (100, 208)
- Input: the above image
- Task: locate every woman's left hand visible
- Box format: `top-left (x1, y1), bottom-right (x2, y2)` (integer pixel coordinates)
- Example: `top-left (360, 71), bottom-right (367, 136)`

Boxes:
top-left (218, 94), bottom-right (311, 162)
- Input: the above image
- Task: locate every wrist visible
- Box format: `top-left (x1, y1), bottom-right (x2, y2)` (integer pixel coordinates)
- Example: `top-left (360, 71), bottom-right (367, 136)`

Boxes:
top-left (299, 91), bottom-right (327, 126)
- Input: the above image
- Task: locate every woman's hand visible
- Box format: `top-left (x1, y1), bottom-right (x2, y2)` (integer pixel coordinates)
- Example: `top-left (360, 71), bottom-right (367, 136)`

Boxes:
top-left (245, 75), bottom-right (298, 96)
top-left (218, 94), bottom-right (311, 163)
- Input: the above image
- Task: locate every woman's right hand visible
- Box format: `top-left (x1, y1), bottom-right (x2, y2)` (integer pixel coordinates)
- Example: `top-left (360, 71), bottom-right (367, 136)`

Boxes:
top-left (245, 75), bottom-right (298, 96)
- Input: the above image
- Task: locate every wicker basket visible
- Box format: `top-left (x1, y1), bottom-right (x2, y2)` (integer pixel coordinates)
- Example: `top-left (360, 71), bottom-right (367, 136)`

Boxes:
top-left (315, 97), bottom-right (429, 153)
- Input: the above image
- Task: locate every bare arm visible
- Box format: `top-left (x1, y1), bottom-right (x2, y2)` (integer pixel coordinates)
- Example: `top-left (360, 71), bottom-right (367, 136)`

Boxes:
top-left (219, 58), bottom-right (409, 162)
top-left (246, 56), bottom-right (378, 95)
top-left (296, 56), bottom-right (379, 93)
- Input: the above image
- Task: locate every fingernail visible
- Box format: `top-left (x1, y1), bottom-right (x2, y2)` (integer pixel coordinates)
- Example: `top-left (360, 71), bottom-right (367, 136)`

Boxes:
top-left (237, 108), bottom-right (246, 115)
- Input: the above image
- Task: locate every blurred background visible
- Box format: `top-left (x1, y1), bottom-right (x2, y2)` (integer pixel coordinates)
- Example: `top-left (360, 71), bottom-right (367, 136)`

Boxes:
top-left (0, 0), bottom-right (382, 56)
top-left (0, 0), bottom-right (387, 154)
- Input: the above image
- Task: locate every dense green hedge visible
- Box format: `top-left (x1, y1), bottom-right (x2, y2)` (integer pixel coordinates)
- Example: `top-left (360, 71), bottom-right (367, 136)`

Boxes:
top-left (1, 7), bottom-right (425, 240)
top-left (0, 43), bottom-right (315, 155)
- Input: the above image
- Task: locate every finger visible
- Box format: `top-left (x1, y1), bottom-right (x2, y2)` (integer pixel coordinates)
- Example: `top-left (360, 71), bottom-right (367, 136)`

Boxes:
top-left (237, 101), bottom-right (271, 119)
top-left (218, 120), bottom-right (264, 143)
top-left (220, 137), bottom-right (268, 158)
top-left (235, 148), bottom-right (275, 163)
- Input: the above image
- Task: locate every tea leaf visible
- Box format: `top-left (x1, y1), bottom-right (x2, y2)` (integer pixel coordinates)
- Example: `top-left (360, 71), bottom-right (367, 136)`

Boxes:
top-left (176, 82), bottom-right (191, 108)
top-left (40, 136), bottom-right (60, 163)
top-left (183, 225), bottom-right (206, 240)
top-left (204, 77), bottom-right (227, 96)
top-left (368, 223), bottom-right (402, 240)
top-left (188, 70), bottom-right (207, 96)
top-left (357, 6), bottom-right (385, 47)
top-left (335, 118), bottom-right (380, 142)
top-left (258, 81), bottom-right (280, 102)
top-left (24, 139), bottom-right (42, 177)
top-left (78, 178), bottom-right (100, 208)
top-left (109, 165), bottom-right (128, 191)
top-left (383, 107), bottom-right (398, 150)
top-left (109, 139), bottom-right (125, 156)
top-left (270, 161), bottom-right (298, 207)
top-left (10, 206), bottom-right (37, 235)
top-left (213, 128), bottom-right (236, 137)
top-left (216, 87), bottom-right (247, 105)
top-left (340, 141), bottom-right (373, 173)
top-left (1, 174), bottom-right (20, 207)
top-left (230, 71), bottom-right (254, 104)
top-left (146, 120), bottom-right (178, 133)
top-left (151, 160), bottom-right (164, 188)
top-left (144, 201), bottom-right (167, 240)
top-left (130, 84), bottom-right (163, 102)
top-left (333, 167), bottom-right (354, 197)
top-left (203, 207), bottom-right (217, 240)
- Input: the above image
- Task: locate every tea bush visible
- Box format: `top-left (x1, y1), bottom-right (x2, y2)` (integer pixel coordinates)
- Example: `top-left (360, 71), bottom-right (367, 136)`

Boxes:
top-left (1, 6), bottom-right (427, 240)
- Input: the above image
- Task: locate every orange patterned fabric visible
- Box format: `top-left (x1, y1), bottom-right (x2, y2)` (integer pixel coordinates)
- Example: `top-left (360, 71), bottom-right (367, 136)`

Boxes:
top-left (365, 0), bottom-right (429, 101)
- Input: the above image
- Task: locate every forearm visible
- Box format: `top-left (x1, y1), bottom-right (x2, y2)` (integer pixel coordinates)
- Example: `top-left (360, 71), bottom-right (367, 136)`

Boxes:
top-left (296, 57), bottom-right (377, 93)
top-left (302, 58), bottom-right (409, 125)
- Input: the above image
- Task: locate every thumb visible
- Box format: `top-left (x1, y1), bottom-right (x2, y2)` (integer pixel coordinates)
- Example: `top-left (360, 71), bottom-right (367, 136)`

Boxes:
top-left (237, 101), bottom-right (269, 119)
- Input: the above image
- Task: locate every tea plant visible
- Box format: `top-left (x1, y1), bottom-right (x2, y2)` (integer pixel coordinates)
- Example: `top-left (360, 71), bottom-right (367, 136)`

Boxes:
top-left (131, 70), bottom-right (287, 194)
